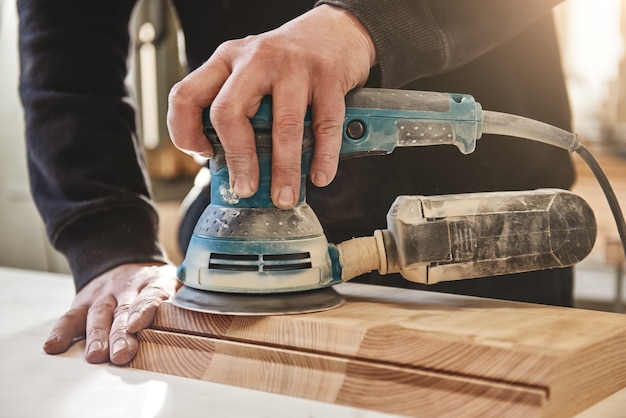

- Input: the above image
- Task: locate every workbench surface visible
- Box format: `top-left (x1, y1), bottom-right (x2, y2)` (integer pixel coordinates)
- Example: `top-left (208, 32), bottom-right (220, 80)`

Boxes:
top-left (1, 266), bottom-right (624, 418)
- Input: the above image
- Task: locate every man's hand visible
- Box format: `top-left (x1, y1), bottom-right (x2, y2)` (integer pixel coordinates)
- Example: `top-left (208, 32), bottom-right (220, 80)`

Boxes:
top-left (167, 5), bottom-right (376, 209)
top-left (43, 263), bottom-right (179, 365)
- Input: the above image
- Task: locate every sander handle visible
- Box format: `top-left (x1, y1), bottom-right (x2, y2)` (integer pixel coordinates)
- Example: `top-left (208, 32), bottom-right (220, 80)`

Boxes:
top-left (203, 88), bottom-right (483, 157)
top-left (340, 89), bottom-right (482, 156)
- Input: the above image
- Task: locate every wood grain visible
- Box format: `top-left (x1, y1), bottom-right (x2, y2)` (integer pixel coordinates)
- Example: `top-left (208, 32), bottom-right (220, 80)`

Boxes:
top-left (129, 283), bottom-right (626, 417)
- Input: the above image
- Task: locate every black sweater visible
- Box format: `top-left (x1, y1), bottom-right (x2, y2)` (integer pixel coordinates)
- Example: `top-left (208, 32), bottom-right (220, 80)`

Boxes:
top-left (18, 0), bottom-right (574, 304)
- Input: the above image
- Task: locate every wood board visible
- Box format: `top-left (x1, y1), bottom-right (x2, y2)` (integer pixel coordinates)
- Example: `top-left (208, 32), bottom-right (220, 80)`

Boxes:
top-left (129, 283), bottom-right (626, 417)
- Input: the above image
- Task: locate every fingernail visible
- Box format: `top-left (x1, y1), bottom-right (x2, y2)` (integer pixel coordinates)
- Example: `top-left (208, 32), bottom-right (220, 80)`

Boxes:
top-left (87, 340), bottom-right (106, 354)
top-left (277, 186), bottom-right (296, 208)
top-left (112, 339), bottom-right (129, 355)
top-left (43, 334), bottom-right (60, 351)
top-left (311, 171), bottom-right (328, 187)
top-left (197, 150), bottom-right (213, 159)
top-left (233, 176), bottom-right (253, 197)
top-left (46, 334), bottom-right (60, 344)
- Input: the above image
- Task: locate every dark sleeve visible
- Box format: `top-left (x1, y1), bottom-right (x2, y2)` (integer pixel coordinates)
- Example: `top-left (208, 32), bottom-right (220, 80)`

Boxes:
top-left (316, 0), bottom-right (565, 87)
top-left (18, 0), bottom-right (168, 291)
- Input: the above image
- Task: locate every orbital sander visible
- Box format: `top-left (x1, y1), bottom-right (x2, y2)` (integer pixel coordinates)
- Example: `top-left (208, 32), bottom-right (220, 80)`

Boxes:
top-left (172, 88), bottom-right (623, 315)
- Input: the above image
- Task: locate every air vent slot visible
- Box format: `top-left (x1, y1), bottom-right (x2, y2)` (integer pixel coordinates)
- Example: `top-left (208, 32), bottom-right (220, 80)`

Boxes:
top-left (208, 252), bottom-right (313, 272)
top-left (209, 252), bottom-right (258, 271)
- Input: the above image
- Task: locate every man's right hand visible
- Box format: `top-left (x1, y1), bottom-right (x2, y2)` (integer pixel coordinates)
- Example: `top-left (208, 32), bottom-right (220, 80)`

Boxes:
top-left (167, 5), bottom-right (376, 210)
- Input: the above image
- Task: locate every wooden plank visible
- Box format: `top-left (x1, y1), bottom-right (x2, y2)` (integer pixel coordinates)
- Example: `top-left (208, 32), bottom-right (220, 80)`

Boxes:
top-left (133, 329), bottom-right (547, 417)
top-left (128, 283), bottom-right (626, 417)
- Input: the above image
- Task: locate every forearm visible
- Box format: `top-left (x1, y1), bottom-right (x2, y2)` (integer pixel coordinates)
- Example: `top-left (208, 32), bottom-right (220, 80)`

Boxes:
top-left (317, 0), bottom-right (564, 87)
top-left (18, 0), bottom-right (167, 291)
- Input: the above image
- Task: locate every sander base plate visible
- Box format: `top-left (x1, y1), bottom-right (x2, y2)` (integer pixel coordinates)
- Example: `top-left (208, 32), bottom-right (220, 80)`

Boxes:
top-left (170, 285), bottom-right (345, 315)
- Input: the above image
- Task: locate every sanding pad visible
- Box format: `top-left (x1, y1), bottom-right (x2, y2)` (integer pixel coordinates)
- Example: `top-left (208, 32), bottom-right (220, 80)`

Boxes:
top-left (170, 285), bottom-right (345, 315)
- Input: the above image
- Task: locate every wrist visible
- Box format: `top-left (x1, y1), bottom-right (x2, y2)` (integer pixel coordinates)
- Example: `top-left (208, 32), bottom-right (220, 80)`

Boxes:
top-left (317, 4), bottom-right (377, 67)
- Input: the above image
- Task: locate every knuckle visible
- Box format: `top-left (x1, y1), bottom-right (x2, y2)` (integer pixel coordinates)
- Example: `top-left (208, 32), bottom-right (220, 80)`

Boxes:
top-left (209, 98), bottom-right (239, 128)
top-left (129, 266), bottom-right (159, 285)
top-left (274, 115), bottom-right (304, 142)
top-left (273, 163), bottom-right (301, 178)
top-left (109, 328), bottom-right (128, 341)
top-left (242, 36), bottom-right (283, 62)
top-left (64, 306), bottom-right (88, 321)
top-left (114, 303), bottom-right (132, 317)
top-left (88, 299), bottom-right (116, 316)
top-left (135, 299), bottom-right (160, 315)
top-left (167, 80), bottom-right (192, 106)
top-left (86, 326), bottom-right (109, 339)
top-left (314, 150), bottom-right (339, 166)
top-left (225, 147), bottom-right (257, 167)
top-left (216, 38), bottom-right (244, 55)
top-left (141, 284), bottom-right (172, 300)
top-left (313, 118), bottom-right (343, 139)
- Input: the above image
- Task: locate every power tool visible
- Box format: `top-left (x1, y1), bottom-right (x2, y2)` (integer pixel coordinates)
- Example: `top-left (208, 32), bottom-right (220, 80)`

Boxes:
top-left (172, 88), bottom-right (623, 315)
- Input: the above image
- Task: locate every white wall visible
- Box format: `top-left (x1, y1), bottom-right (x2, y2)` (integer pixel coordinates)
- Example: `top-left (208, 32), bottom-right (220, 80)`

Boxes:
top-left (0, 0), bottom-right (70, 273)
top-left (556, 0), bottom-right (625, 142)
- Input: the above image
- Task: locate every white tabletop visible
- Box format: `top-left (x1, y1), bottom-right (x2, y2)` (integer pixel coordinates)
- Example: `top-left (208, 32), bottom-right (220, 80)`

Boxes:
top-left (1, 266), bottom-right (624, 418)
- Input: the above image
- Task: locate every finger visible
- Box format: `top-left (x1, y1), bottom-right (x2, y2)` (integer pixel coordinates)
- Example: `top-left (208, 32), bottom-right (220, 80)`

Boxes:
top-left (109, 299), bottom-right (138, 366)
top-left (127, 269), bottom-right (179, 334)
top-left (167, 48), bottom-right (232, 158)
top-left (209, 77), bottom-right (266, 199)
top-left (83, 296), bottom-right (116, 364)
top-left (269, 81), bottom-right (310, 209)
top-left (309, 87), bottom-right (345, 187)
top-left (43, 306), bottom-right (88, 355)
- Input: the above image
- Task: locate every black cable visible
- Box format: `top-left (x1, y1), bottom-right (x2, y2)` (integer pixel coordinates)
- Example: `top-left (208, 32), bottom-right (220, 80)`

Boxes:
top-left (575, 144), bottom-right (626, 260)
